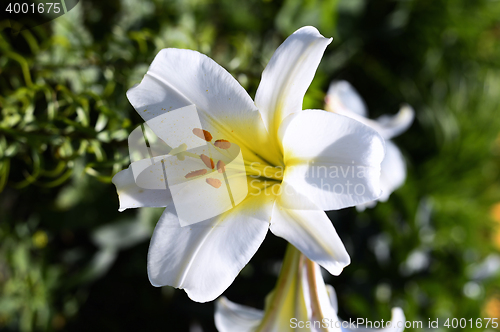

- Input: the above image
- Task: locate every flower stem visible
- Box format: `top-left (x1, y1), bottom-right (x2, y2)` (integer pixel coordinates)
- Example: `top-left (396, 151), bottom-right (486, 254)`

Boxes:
top-left (255, 244), bottom-right (332, 332)
top-left (255, 243), bottom-right (301, 332)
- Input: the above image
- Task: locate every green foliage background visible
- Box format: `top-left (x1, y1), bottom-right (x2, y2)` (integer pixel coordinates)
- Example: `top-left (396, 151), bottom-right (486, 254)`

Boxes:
top-left (1, 0), bottom-right (500, 331)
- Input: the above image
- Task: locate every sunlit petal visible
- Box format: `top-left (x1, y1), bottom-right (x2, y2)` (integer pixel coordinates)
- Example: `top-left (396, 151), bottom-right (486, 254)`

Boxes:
top-left (325, 285), bottom-right (338, 314)
top-left (111, 166), bottom-right (172, 212)
top-left (355, 140), bottom-right (407, 209)
top-left (127, 48), bottom-right (281, 166)
top-left (255, 26), bottom-right (332, 138)
top-left (374, 105), bottom-right (414, 139)
top-left (326, 81), bottom-right (368, 118)
top-left (278, 110), bottom-right (385, 210)
top-left (270, 196), bottom-right (350, 276)
top-left (325, 81), bottom-right (414, 140)
top-left (215, 297), bottom-right (264, 332)
top-left (379, 140), bottom-right (406, 202)
top-left (147, 192), bottom-right (275, 302)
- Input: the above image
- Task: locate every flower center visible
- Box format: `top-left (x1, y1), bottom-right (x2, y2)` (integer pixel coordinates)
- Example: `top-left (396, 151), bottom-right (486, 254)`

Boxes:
top-left (171, 128), bottom-right (254, 189)
top-left (244, 162), bottom-right (284, 182)
top-left (171, 128), bottom-right (284, 189)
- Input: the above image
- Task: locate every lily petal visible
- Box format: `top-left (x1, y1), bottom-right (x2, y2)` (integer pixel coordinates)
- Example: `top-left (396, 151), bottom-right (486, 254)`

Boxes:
top-left (278, 110), bottom-right (385, 211)
top-left (147, 192), bottom-right (275, 302)
top-left (326, 81), bottom-right (368, 118)
top-left (215, 297), bottom-right (264, 332)
top-left (255, 26), bottom-right (332, 138)
top-left (127, 48), bottom-right (281, 166)
top-left (111, 166), bottom-right (172, 212)
top-left (325, 285), bottom-right (339, 314)
top-left (379, 140), bottom-right (406, 202)
top-left (270, 195), bottom-right (350, 276)
top-left (354, 200), bottom-right (378, 212)
top-left (325, 81), bottom-right (414, 140)
top-left (374, 105), bottom-right (414, 140)
top-left (355, 140), bottom-right (406, 210)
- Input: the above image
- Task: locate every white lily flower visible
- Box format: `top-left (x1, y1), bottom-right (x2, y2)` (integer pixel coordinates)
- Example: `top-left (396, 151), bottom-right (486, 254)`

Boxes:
top-left (215, 245), bottom-right (405, 332)
top-left (325, 81), bottom-right (414, 210)
top-left (112, 27), bottom-right (386, 302)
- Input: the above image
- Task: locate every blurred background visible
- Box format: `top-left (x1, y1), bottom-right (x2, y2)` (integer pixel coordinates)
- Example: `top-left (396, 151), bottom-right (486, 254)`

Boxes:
top-left (1, 0), bottom-right (500, 331)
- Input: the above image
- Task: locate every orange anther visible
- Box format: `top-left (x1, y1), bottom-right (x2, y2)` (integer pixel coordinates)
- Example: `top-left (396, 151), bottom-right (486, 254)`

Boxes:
top-left (206, 178), bottom-right (222, 188)
top-left (214, 139), bottom-right (231, 149)
top-left (217, 160), bottom-right (226, 173)
top-left (185, 169), bottom-right (207, 178)
top-left (200, 154), bottom-right (214, 169)
top-left (193, 128), bottom-right (213, 141)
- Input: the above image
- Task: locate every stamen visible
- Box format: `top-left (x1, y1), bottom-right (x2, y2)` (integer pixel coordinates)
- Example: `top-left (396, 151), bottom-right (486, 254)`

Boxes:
top-left (185, 169), bottom-right (207, 178)
top-left (214, 139), bottom-right (231, 149)
top-left (217, 160), bottom-right (226, 173)
top-left (200, 154), bottom-right (215, 169)
top-left (206, 178), bottom-right (222, 188)
top-left (169, 143), bottom-right (187, 155)
top-left (193, 128), bottom-right (212, 141)
top-left (169, 143), bottom-right (188, 161)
